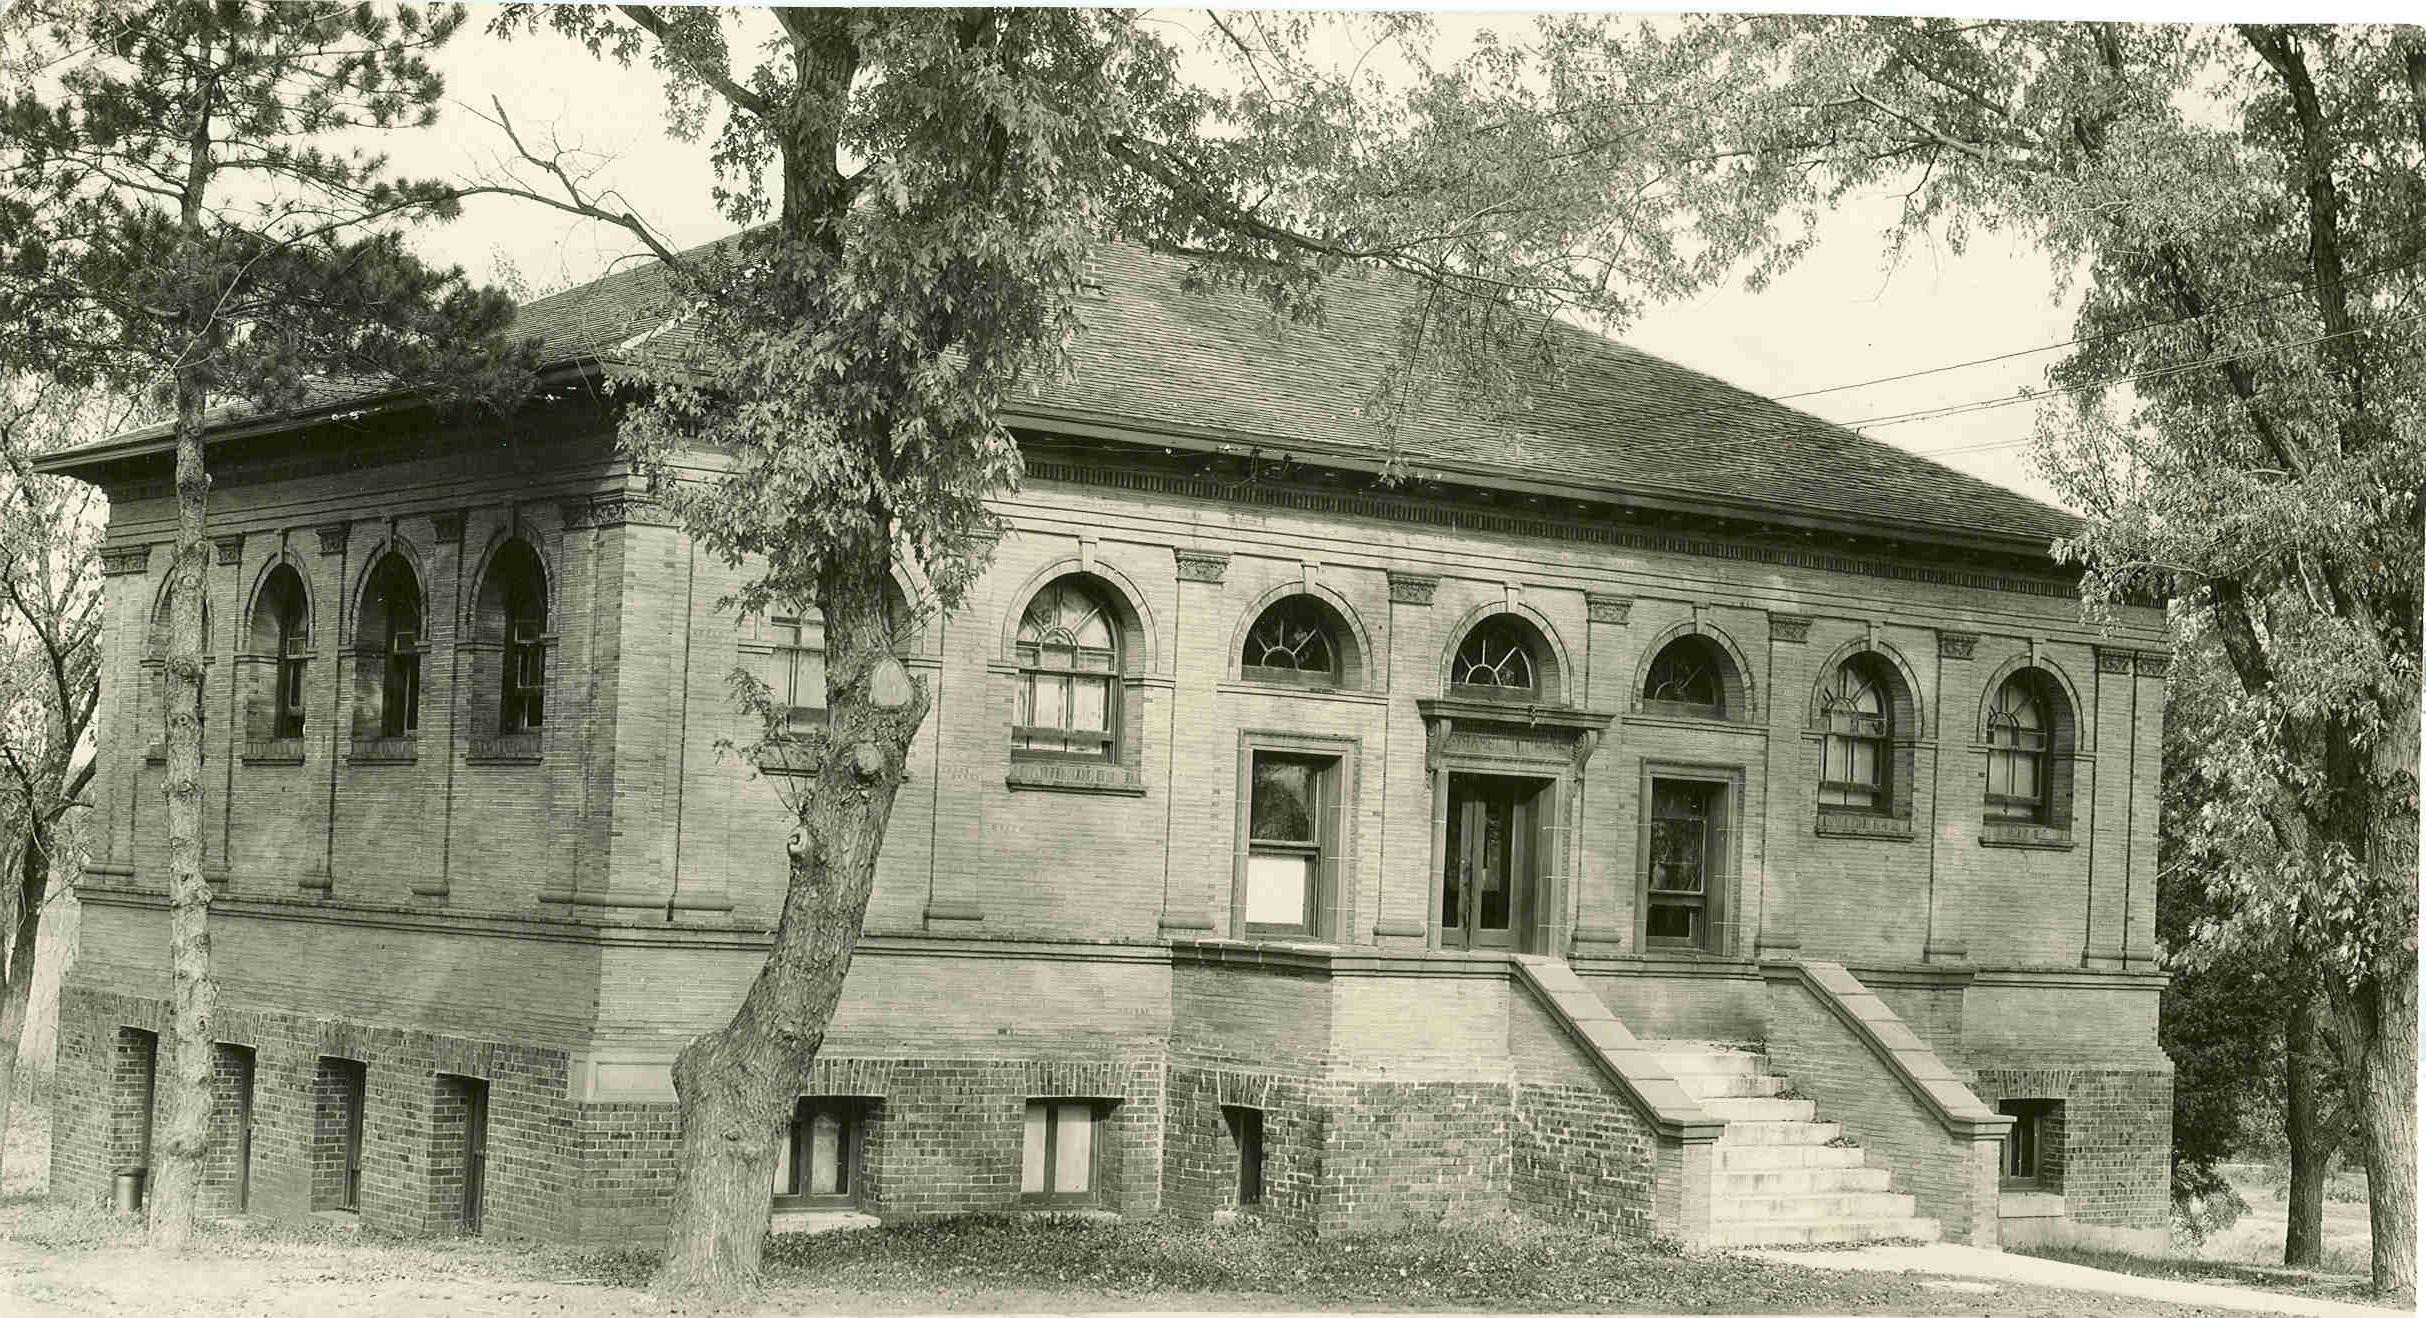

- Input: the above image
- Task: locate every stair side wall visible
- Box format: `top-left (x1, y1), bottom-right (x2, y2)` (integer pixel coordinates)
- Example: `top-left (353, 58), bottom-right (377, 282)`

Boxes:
top-left (1762, 970), bottom-right (2004, 1244)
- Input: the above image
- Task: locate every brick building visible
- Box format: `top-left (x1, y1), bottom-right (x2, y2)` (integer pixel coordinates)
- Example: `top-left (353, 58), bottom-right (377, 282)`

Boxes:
top-left (42, 243), bottom-right (2171, 1250)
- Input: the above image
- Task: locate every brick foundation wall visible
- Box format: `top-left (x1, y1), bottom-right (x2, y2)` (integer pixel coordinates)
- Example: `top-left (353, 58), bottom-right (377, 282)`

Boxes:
top-left (309, 1058), bottom-right (362, 1211)
top-left (1973, 1065), bottom-right (2170, 1229)
top-left (202, 1043), bottom-right (255, 1213)
top-left (1509, 1083), bottom-right (1659, 1237)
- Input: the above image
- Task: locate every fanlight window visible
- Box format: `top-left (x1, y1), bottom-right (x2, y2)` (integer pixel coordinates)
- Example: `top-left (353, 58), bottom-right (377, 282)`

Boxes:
top-left (1643, 636), bottom-right (1725, 716)
top-left (1241, 598), bottom-right (1338, 681)
top-left (1985, 675), bottom-right (2050, 821)
top-left (1013, 578), bottom-right (1119, 760)
top-left (1817, 660), bottom-right (1890, 811)
top-left (1451, 619), bottom-right (1538, 695)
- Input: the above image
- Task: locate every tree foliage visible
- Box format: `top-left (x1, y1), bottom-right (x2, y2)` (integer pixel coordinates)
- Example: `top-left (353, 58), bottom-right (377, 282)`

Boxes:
top-left (1593, 17), bottom-right (2419, 1292)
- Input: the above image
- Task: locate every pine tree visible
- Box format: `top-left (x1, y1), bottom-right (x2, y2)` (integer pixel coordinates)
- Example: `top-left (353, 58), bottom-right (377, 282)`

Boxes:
top-left (0, 1), bottom-right (534, 1246)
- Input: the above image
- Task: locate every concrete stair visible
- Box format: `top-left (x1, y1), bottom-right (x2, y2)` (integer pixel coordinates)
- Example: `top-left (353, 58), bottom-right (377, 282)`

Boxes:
top-left (1647, 1040), bottom-right (1944, 1248)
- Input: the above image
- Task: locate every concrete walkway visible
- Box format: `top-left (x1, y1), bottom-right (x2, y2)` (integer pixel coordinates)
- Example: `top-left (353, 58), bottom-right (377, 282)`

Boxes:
top-left (1741, 1242), bottom-right (2395, 1318)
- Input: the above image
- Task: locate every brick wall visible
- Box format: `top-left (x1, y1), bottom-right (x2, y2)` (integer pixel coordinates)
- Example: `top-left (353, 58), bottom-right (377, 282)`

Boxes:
top-left (201, 1043), bottom-right (255, 1213)
top-left (309, 1058), bottom-right (363, 1211)
top-left (1973, 1065), bottom-right (2170, 1228)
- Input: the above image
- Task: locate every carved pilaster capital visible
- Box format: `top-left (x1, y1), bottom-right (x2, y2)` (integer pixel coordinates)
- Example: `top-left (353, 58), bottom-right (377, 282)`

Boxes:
top-left (2094, 646), bottom-right (2136, 676)
top-left (99, 544), bottom-right (152, 576)
top-left (1768, 613), bottom-right (1812, 644)
top-left (2134, 651), bottom-right (2171, 678)
top-left (431, 511), bottom-right (465, 544)
top-left (1388, 571), bottom-right (1439, 606)
top-left (1174, 549), bottom-right (1230, 584)
top-left (1585, 593), bottom-right (1632, 625)
top-left (212, 534), bottom-right (244, 566)
top-left (1937, 630), bottom-right (1979, 660)
top-left (313, 522), bottom-right (349, 556)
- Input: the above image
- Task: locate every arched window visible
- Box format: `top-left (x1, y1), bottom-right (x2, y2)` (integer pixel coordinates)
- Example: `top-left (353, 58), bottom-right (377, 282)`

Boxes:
top-left (1450, 618), bottom-right (1539, 697)
top-left (1641, 635), bottom-right (1728, 718)
top-left (1241, 596), bottom-right (1339, 684)
top-left (356, 554), bottom-right (423, 738)
top-left (248, 564), bottom-right (311, 740)
top-left (1985, 671), bottom-right (2063, 825)
top-left (475, 540), bottom-right (549, 734)
top-left (1817, 658), bottom-right (1891, 811)
top-left (1013, 577), bottom-right (1119, 760)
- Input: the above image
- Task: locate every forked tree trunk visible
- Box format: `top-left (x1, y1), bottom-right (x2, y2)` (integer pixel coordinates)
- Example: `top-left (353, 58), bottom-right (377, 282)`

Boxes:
top-left (0, 828), bottom-right (48, 1189)
top-left (655, 550), bottom-right (929, 1298)
top-left (2283, 989), bottom-right (2337, 1268)
top-left (145, 396), bottom-right (218, 1250)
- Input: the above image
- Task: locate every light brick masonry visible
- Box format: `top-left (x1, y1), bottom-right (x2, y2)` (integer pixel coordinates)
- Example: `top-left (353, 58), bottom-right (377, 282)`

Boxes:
top-left (40, 266), bottom-right (2173, 1248)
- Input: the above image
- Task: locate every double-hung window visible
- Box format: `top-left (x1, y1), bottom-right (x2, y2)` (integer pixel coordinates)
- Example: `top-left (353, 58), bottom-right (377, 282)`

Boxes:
top-left (772, 1098), bottom-right (862, 1209)
top-left (1817, 662), bottom-right (1890, 810)
top-left (1244, 753), bottom-right (1334, 939)
top-left (1013, 580), bottom-right (1118, 760)
top-left (1985, 676), bottom-right (2050, 822)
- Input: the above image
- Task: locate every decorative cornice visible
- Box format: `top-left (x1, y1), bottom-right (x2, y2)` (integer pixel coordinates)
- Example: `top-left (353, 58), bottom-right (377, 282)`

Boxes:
top-left (563, 492), bottom-right (675, 530)
top-left (313, 522), bottom-right (349, 556)
top-left (1023, 458), bottom-right (2080, 601)
top-left (1938, 630), bottom-right (1979, 660)
top-left (99, 545), bottom-right (151, 576)
top-left (212, 534), bottom-right (244, 566)
top-left (1768, 614), bottom-right (1812, 644)
top-left (1585, 593), bottom-right (1632, 625)
top-left (2134, 651), bottom-right (2170, 678)
top-left (1387, 571), bottom-right (1439, 606)
top-left (431, 511), bottom-right (465, 544)
top-left (1173, 548), bottom-right (1230, 584)
top-left (2095, 646), bottom-right (2136, 675)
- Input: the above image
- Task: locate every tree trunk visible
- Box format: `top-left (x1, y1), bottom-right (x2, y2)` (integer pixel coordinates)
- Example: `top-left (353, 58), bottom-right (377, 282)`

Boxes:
top-left (2283, 989), bottom-right (2331, 1267)
top-left (655, 551), bottom-right (929, 1299)
top-left (2338, 961), bottom-right (2417, 1299)
top-left (145, 388), bottom-right (217, 1251)
top-left (0, 829), bottom-right (47, 1190)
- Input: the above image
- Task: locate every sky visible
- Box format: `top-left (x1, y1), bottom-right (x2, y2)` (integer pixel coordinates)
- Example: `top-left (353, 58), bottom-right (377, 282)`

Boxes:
top-left (390, 8), bottom-right (2108, 511)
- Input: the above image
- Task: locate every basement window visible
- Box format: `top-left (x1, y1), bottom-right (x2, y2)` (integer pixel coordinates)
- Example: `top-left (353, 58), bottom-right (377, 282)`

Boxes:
top-left (1998, 1099), bottom-right (2062, 1187)
top-left (773, 1097), bottom-right (865, 1210)
top-left (1223, 1105), bottom-right (1264, 1208)
top-left (1021, 1099), bottom-right (1106, 1206)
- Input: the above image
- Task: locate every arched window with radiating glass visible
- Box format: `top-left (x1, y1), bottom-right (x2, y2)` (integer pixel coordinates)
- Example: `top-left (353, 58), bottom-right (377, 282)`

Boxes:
top-left (1240, 597), bottom-right (1338, 684)
top-left (1013, 577), bottom-right (1119, 760)
top-left (1642, 635), bottom-right (1729, 718)
top-left (1817, 659), bottom-right (1891, 811)
top-left (1985, 674), bottom-right (2050, 822)
top-left (1450, 618), bottom-right (1539, 697)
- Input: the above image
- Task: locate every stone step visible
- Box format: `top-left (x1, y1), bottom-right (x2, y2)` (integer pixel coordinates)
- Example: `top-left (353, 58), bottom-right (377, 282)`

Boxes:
top-left (1713, 1189), bottom-right (1917, 1222)
top-left (1641, 1044), bottom-right (1766, 1078)
top-left (1713, 1142), bottom-right (1870, 1171)
top-left (1700, 1096), bottom-right (1818, 1122)
top-left (1676, 1072), bottom-right (1786, 1100)
top-left (1715, 1165), bottom-right (1895, 1196)
top-left (1717, 1119), bottom-right (1844, 1146)
top-left (1704, 1216), bottom-right (1943, 1248)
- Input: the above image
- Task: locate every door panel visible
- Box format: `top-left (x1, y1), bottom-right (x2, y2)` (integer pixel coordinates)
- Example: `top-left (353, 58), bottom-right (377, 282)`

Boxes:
top-left (1441, 775), bottom-right (1543, 951)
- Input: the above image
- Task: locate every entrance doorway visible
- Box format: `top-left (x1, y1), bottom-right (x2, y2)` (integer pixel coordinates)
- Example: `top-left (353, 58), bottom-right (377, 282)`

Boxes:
top-left (1440, 774), bottom-right (1548, 950)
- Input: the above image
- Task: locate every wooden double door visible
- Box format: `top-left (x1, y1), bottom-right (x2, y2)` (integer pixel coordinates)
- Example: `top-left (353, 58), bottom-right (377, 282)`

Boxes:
top-left (1440, 773), bottom-right (1550, 951)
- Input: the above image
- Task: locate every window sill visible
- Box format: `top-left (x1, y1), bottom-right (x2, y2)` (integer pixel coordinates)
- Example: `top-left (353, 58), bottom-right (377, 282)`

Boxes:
top-left (143, 743), bottom-right (165, 765)
top-left (1980, 823), bottom-right (2075, 851)
top-left (465, 732), bottom-right (543, 764)
top-left (1813, 811), bottom-right (1914, 842)
top-left (1006, 759), bottom-right (1145, 796)
top-left (769, 1207), bottom-right (879, 1236)
top-left (240, 739), bottom-right (306, 766)
top-left (347, 736), bottom-right (417, 765)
